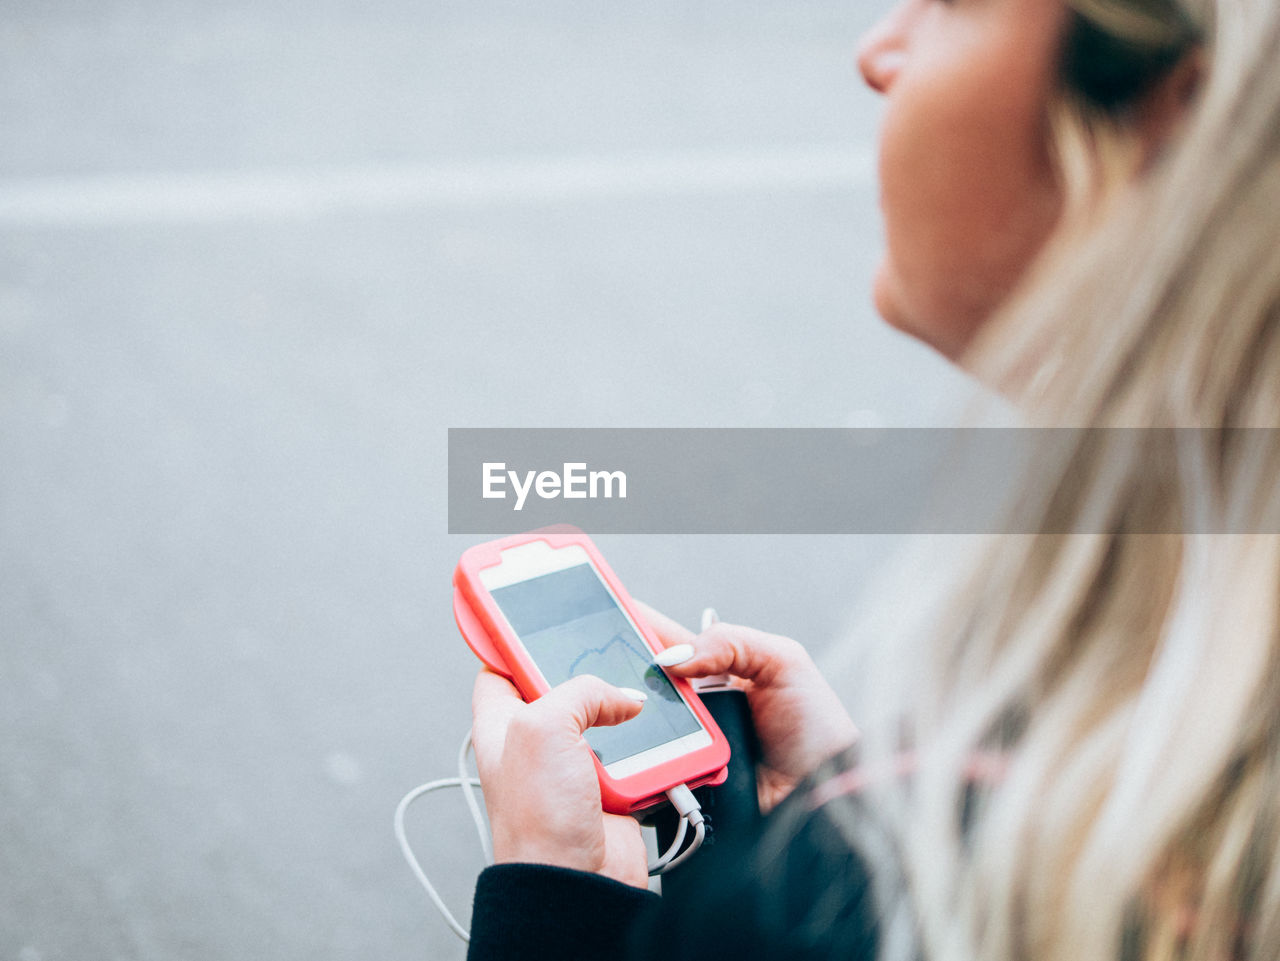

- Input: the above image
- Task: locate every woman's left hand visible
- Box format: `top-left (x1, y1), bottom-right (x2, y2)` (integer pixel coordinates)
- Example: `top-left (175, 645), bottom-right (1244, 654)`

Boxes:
top-left (471, 669), bottom-right (651, 889)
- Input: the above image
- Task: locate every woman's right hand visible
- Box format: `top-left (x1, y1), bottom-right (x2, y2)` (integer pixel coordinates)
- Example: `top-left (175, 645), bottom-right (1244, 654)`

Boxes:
top-left (636, 601), bottom-right (858, 812)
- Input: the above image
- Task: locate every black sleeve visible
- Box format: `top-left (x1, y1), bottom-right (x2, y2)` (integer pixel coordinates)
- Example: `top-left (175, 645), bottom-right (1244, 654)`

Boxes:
top-left (467, 863), bottom-right (659, 961)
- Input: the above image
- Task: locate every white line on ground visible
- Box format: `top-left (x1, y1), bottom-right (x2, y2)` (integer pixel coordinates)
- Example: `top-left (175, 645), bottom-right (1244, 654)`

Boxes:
top-left (0, 145), bottom-right (875, 227)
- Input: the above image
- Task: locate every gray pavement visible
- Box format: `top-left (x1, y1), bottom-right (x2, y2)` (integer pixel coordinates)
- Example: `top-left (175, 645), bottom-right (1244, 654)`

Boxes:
top-left (1, 3), bottom-right (971, 959)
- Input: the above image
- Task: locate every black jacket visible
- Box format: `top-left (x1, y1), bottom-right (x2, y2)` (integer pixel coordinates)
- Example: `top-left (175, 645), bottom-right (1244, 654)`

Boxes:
top-left (467, 773), bottom-right (882, 961)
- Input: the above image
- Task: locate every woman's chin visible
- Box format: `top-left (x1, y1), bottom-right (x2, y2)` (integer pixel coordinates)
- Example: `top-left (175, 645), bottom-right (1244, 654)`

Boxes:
top-left (872, 264), bottom-right (933, 349)
top-left (871, 262), bottom-right (976, 362)
top-left (871, 261), bottom-right (907, 331)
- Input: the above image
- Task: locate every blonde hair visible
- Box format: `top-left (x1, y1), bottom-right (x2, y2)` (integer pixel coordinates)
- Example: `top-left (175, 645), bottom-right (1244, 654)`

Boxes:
top-left (837, 2), bottom-right (1280, 960)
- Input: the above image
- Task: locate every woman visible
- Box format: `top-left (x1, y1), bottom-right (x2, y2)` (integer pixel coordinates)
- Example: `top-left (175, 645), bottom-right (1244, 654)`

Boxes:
top-left (468, 0), bottom-right (1280, 958)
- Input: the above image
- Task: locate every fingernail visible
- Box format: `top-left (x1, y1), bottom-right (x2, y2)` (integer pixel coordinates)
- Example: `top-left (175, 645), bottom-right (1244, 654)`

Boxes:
top-left (654, 644), bottom-right (695, 667)
top-left (618, 687), bottom-right (648, 702)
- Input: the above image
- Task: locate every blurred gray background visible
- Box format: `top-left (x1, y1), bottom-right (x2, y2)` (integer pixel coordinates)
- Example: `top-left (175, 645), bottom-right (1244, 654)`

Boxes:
top-left (0, 2), bottom-right (972, 959)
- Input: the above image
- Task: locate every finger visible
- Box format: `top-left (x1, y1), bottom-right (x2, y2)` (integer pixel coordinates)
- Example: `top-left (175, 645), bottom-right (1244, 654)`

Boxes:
top-left (633, 599), bottom-right (695, 648)
top-left (530, 674), bottom-right (647, 735)
top-left (472, 666), bottom-right (524, 716)
top-left (471, 668), bottom-right (525, 757)
top-left (662, 622), bottom-right (802, 685)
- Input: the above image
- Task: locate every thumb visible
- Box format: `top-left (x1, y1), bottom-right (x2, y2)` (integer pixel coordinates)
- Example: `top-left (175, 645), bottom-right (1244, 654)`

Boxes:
top-left (661, 622), bottom-right (802, 686)
top-left (531, 674), bottom-right (648, 735)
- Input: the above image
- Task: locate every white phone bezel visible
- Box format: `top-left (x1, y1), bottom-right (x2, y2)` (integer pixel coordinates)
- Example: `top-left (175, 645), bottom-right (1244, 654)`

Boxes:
top-left (479, 540), bottom-right (711, 777)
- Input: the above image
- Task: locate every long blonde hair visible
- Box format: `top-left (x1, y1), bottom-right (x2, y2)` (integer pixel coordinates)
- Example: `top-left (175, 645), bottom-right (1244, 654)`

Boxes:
top-left (838, 1), bottom-right (1280, 960)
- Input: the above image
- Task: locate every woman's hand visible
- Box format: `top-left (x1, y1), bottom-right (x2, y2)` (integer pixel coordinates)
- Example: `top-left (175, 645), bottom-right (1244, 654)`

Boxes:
top-left (637, 601), bottom-right (859, 812)
top-left (471, 669), bottom-right (651, 889)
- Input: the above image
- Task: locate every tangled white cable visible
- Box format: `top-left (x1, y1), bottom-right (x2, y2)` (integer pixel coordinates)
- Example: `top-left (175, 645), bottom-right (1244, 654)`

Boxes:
top-left (395, 730), bottom-right (706, 943)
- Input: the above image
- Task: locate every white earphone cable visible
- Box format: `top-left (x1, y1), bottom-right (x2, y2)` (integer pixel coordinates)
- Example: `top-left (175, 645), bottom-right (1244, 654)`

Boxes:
top-left (394, 773), bottom-right (485, 942)
top-left (396, 732), bottom-right (706, 942)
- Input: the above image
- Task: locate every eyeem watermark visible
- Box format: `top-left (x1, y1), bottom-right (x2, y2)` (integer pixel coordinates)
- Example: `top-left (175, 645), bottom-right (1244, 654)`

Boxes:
top-left (451, 428), bottom-right (1280, 534)
top-left (482, 462), bottom-right (628, 511)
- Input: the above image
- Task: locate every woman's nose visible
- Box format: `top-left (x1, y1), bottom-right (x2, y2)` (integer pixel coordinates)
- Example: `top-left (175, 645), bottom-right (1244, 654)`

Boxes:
top-left (857, 10), bottom-right (908, 94)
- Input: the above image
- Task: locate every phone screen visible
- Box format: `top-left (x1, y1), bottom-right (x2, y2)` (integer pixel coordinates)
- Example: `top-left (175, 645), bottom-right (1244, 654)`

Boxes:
top-left (489, 563), bottom-right (703, 766)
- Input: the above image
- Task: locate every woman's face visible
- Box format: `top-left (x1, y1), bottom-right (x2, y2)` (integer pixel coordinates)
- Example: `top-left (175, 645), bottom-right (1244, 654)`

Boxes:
top-left (858, 0), bottom-right (1070, 359)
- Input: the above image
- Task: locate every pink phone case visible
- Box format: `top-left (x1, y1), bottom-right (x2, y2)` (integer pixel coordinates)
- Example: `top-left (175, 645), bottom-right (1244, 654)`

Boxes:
top-left (453, 525), bottom-right (729, 813)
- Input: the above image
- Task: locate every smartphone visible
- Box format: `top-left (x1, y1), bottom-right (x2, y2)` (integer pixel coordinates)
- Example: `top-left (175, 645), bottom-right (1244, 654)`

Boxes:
top-left (453, 527), bottom-right (729, 813)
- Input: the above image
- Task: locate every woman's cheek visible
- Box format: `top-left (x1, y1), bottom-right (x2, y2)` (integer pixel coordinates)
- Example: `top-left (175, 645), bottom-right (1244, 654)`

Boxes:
top-left (869, 67), bottom-right (1063, 357)
top-left (872, 97), bottom-right (973, 355)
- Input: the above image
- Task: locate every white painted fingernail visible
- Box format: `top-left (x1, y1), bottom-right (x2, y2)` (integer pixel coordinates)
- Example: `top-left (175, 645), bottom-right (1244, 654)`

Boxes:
top-left (619, 687), bottom-right (648, 702)
top-left (654, 644), bottom-right (695, 667)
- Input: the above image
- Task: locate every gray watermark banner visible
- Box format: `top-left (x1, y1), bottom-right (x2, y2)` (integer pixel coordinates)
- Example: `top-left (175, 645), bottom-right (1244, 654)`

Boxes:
top-left (448, 428), bottom-right (1280, 535)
